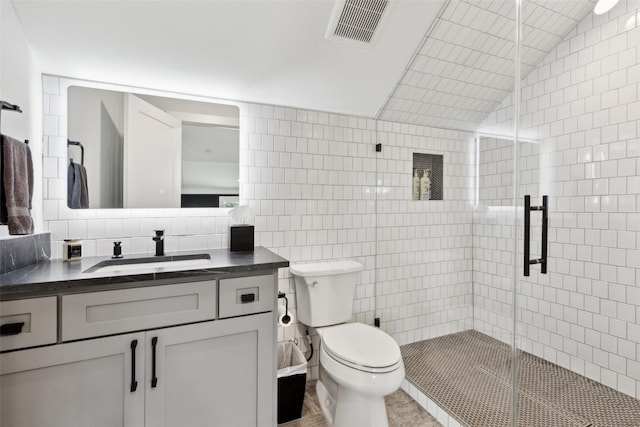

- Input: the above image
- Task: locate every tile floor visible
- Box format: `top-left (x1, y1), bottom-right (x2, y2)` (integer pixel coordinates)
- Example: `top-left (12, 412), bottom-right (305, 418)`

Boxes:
top-left (402, 330), bottom-right (640, 427)
top-left (279, 380), bottom-right (442, 427)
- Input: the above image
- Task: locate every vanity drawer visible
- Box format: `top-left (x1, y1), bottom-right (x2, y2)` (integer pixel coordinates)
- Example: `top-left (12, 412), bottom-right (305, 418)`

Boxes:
top-left (218, 274), bottom-right (275, 319)
top-left (0, 297), bottom-right (57, 352)
top-left (61, 280), bottom-right (217, 341)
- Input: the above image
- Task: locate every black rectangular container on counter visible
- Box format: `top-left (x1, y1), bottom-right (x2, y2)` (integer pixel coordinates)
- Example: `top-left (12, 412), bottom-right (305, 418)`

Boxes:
top-left (229, 225), bottom-right (254, 251)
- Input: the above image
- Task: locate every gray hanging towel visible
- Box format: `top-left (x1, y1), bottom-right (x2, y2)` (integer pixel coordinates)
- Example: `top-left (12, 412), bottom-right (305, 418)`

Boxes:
top-left (1, 134), bottom-right (34, 235)
top-left (68, 161), bottom-right (89, 209)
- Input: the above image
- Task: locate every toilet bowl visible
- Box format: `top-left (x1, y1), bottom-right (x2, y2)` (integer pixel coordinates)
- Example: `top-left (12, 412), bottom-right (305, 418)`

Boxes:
top-left (315, 323), bottom-right (405, 426)
top-left (290, 261), bottom-right (404, 427)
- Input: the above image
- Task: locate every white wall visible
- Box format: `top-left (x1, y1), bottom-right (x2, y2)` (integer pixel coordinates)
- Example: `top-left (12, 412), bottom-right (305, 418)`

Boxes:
top-left (0, 2), bottom-right (42, 237)
top-left (478, 0), bottom-right (640, 398)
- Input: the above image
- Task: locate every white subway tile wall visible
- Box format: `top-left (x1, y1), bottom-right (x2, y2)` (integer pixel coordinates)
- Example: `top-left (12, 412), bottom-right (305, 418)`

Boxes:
top-left (42, 76), bottom-right (474, 378)
top-left (479, 0), bottom-right (640, 398)
top-left (240, 103), bottom-right (381, 380)
top-left (473, 136), bottom-right (517, 344)
top-left (401, 379), bottom-right (463, 427)
top-left (375, 121), bottom-right (475, 345)
top-left (39, 0), bottom-right (640, 398)
top-left (378, 0), bottom-right (595, 131)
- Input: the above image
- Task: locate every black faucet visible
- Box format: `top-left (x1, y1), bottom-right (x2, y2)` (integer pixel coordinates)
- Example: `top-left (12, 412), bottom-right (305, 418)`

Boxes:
top-left (153, 230), bottom-right (164, 256)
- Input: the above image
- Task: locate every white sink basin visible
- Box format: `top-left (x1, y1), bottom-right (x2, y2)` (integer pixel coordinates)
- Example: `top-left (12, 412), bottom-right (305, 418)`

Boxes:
top-left (84, 254), bottom-right (212, 274)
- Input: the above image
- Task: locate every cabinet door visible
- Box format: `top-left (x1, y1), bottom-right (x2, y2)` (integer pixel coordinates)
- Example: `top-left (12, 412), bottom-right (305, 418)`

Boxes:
top-left (0, 332), bottom-right (145, 427)
top-left (145, 313), bottom-right (275, 427)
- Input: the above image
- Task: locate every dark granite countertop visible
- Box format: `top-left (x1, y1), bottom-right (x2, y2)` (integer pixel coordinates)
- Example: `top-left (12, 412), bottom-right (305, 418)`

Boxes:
top-left (0, 247), bottom-right (289, 300)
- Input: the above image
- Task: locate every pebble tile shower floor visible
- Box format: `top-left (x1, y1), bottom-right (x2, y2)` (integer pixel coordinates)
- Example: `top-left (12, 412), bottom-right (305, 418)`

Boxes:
top-left (401, 330), bottom-right (640, 427)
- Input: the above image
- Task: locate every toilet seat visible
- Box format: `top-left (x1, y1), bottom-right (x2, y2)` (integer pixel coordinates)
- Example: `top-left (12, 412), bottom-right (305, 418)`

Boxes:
top-left (321, 323), bottom-right (402, 373)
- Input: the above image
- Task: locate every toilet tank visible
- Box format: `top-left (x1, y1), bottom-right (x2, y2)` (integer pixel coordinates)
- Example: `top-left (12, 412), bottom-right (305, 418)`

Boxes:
top-left (289, 261), bottom-right (364, 327)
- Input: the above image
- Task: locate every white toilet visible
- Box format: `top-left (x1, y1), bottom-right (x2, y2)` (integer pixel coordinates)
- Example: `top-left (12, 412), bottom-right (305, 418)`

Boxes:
top-left (290, 260), bottom-right (405, 427)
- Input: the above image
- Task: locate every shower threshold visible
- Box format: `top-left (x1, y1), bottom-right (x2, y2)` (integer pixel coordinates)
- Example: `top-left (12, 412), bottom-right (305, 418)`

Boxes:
top-left (401, 330), bottom-right (640, 427)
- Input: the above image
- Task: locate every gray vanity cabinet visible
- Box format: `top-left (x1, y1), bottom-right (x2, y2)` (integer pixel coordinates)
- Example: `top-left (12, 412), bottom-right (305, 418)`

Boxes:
top-left (0, 331), bottom-right (146, 427)
top-left (146, 312), bottom-right (274, 427)
top-left (0, 274), bottom-right (277, 427)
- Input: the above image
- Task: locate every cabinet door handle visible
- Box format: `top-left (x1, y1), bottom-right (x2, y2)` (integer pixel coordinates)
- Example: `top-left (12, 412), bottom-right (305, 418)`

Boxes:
top-left (151, 336), bottom-right (158, 388)
top-left (0, 322), bottom-right (24, 336)
top-left (241, 293), bottom-right (255, 303)
top-left (130, 339), bottom-right (138, 392)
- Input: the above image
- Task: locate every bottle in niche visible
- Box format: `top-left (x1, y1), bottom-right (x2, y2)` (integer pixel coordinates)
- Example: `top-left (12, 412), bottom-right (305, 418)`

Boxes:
top-left (412, 169), bottom-right (421, 200)
top-left (420, 169), bottom-right (431, 200)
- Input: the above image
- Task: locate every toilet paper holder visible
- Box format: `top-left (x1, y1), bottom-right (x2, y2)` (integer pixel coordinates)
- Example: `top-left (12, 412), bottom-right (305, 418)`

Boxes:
top-left (277, 292), bottom-right (291, 324)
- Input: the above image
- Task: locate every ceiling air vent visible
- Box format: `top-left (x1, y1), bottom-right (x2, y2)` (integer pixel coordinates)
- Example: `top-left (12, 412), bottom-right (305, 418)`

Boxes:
top-left (325, 0), bottom-right (392, 48)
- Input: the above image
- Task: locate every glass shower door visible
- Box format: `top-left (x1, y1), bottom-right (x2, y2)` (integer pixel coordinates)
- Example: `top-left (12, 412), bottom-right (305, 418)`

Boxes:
top-left (514, 0), bottom-right (640, 425)
top-left (374, 0), bottom-right (521, 425)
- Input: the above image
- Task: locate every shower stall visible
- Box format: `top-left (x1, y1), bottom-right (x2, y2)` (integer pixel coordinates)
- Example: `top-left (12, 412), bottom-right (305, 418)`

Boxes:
top-left (374, 0), bottom-right (640, 425)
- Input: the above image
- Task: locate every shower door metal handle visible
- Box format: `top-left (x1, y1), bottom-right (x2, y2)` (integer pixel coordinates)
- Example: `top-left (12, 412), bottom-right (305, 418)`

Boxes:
top-left (524, 195), bottom-right (548, 276)
top-left (541, 195), bottom-right (548, 274)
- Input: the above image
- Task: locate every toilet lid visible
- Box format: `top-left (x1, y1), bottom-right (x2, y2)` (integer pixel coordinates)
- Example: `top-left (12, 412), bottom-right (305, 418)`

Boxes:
top-left (322, 323), bottom-right (401, 369)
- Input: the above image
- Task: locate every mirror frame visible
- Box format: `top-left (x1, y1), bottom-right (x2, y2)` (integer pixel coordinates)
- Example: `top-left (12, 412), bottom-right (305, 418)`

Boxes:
top-left (66, 85), bottom-right (241, 210)
top-left (44, 76), bottom-right (246, 220)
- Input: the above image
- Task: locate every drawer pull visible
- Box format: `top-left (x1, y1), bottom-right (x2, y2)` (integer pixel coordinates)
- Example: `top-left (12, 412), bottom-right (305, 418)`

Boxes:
top-left (0, 322), bottom-right (25, 336)
top-left (241, 293), bottom-right (256, 303)
top-left (151, 336), bottom-right (158, 388)
top-left (130, 339), bottom-right (138, 392)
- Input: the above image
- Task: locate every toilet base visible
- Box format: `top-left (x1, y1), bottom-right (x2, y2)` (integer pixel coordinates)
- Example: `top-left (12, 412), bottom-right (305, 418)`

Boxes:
top-left (335, 385), bottom-right (389, 427)
top-left (316, 379), bottom-right (337, 425)
top-left (316, 372), bottom-right (389, 427)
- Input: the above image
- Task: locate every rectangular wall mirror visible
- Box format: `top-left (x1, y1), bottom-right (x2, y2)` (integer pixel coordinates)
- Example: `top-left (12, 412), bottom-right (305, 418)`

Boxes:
top-left (67, 86), bottom-right (240, 209)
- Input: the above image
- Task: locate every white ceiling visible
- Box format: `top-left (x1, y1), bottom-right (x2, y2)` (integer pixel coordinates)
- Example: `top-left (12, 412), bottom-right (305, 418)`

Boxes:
top-left (182, 124), bottom-right (239, 163)
top-left (11, 0), bottom-right (444, 118)
top-left (12, 0), bottom-right (595, 129)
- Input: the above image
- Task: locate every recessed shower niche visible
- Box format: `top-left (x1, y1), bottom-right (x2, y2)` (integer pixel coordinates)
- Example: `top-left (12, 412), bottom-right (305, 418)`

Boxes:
top-left (412, 153), bottom-right (443, 200)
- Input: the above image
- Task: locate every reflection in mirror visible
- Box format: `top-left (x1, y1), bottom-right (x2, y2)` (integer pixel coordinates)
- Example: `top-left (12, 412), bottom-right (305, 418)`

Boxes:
top-left (477, 136), bottom-right (514, 209)
top-left (67, 86), bottom-right (240, 209)
top-left (181, 123), bottom-right (239, 208)
top-left (476, 135), bottom-right (540, 210)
